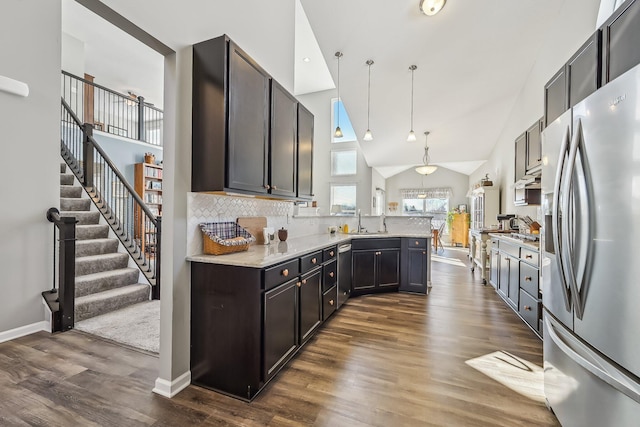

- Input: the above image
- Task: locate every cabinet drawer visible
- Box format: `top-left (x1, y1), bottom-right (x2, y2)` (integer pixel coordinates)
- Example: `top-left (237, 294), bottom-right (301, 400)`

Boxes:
top-left (501, 242), bottom-right (520, 258)
top-left (264, 259), bottom-right (299, 291)
top-left (520, 262), bottom-right (539, 297)
top-left (322, 285), bottom-right (337, 321)
top-left (520, 247), bottom-right (539, 266)
top-left (323, 259), bottom-right (337, 292)
top-left (300, 251), bottom-right (322, 273)
top-left (352, 238), bottom-right (401, 251)
top-left (406, 238), bottom-right (427, 249)
top-left (519, 289), bottom-right (540, 332)
top-left (323, 246), bottom-right (337, 262)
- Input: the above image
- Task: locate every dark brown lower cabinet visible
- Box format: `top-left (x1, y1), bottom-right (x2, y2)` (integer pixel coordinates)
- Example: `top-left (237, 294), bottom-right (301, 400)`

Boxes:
top-left (322, 285), bottom-right (337, 320)
top-left (263, 278), bottom-right (299, 381)
top-left (400, 245), bottom-right (428, 294)
top-left (352, 250), bottom-right (376, 291)
top-left (299, 267), bottom-right (322, 343)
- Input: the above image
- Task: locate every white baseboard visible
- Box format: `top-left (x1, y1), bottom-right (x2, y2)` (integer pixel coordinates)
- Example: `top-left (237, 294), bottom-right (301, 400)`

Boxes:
top-left (153, 370), bottom-right (191, 398)
top-left (0, 321), bottom-right (49, 344)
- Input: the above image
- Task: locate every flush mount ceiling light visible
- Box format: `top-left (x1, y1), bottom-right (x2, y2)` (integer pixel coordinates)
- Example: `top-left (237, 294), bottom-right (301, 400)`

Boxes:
top-left (415, 131), bottom-right (438, 175)
top-left (363, 59), bottom-right (374, 141)
top-left (302, 57), bottom-right (311, 63)
top-left (419, 0), bottom-right (447, 16)
top-left (334, 51), bottom-right (344, 138)
top-left (407, 65), bottom-right (417, 142)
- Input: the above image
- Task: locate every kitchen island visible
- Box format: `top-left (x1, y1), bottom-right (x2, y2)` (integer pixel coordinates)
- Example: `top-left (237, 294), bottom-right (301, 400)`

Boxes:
top-left (187, 232), bottom-right (431, 401)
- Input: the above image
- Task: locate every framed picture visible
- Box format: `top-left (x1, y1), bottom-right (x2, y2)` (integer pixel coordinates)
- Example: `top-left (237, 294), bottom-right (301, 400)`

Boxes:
top-left (108, 125), bottom-right (128, 137)
top-left (458, 204), bottom-right (467, 213)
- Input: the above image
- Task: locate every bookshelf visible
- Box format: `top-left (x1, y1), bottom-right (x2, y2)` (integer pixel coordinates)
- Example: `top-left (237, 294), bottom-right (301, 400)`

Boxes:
top-left (134, 162), bottom-right (162, 253)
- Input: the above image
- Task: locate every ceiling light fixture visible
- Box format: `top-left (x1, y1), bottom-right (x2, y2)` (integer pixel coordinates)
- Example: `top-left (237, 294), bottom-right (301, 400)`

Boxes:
top-left (419, 0), bottom-right (447, 16)
top-left (303, 57), bottom-right (311, 63)
top-left (334, 51), bottom-right (344, 138)
top-left (407, 65), bottom-right (417, 142)
top-left (415, 131), bottom-right (438, 175)
top-left (363, 59), bottom-right (374, 142)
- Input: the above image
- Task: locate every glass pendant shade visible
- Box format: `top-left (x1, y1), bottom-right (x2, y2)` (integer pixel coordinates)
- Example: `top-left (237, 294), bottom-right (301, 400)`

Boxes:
top-left (363, 129), bottom-right (373, 141)
top-left (420, 0), bottom-right (447, 16)
top-left (334, 126), bottom-right (343, 138)
top-left (415, 131), bottom-right (438, 175)
top-left (407, 130), bottom-right (417, 142)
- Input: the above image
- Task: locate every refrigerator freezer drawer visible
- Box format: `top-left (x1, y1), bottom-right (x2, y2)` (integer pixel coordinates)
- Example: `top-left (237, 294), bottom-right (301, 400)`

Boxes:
top-left (544, 312), bottom-right (640, 427)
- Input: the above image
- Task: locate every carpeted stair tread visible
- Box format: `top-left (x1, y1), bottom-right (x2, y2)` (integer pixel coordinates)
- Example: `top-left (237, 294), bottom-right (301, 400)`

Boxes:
top-left (76, 224), bottom-right (110, 240)
top-left (60, 197), bottom-right (90, 211)
top-left (76, 252), bottom-right (129, 276)
top-left (60, 210), bottom-right (100, 225)
top-left (75, 267), bottom-right (139, 297)
top-left (60, 174), bottom-right (74, 185)
top-left (76, 238), bottom-right (119, 257)
top-left (75, 284), bottom-right (150, 322)
top-left (60, 185), bottom-right (82, 198)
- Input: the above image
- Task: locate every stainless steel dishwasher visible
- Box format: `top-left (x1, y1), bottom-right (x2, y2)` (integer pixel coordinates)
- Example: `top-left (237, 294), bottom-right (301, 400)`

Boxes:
top-left (337, 243), bottom-right (351, 309)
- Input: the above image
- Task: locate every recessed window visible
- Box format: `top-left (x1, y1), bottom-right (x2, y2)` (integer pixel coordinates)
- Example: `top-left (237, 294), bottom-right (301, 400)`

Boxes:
top-left (401, 188), bottom-right (452, 232)
top-left (330, 184), bottom-right (357, 215)
top-left (331, 149), bottom-right (357, 176)
top-left (331, 99), bottom-right (357, 143)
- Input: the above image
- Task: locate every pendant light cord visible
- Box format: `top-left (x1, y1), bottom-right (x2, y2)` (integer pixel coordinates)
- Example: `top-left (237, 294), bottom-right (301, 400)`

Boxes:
top-left (336, 52), bottom-right (341, 128)
top-left (410, 66), bottom-right (415, 130)
top-left (367, 62), bottom-right (371, 129)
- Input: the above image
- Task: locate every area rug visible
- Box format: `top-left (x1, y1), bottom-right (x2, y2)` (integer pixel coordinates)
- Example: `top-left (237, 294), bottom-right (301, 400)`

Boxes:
top-left (75, 300), bottom-right (160, 354)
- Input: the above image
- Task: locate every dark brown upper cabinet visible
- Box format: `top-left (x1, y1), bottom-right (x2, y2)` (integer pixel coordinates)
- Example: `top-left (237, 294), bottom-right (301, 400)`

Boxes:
top-left (544, 67), bottom-right (567, 128)
top-left (297, 104), bottom-right (314, 199)
top-left (568, 31), bottom-right (601, 108)
top-left (602, 0), bottom-right (640, 85)
top-left (525, 119), bottom-right (542, 172)
top-left (514, 132), bottom-right (527, 183)
top-left (191, 35), bottom-right (314, 199)
top-left (270, 81), bottom-right (297, 198)
top-left (514, 119), bottom-right (542, 206)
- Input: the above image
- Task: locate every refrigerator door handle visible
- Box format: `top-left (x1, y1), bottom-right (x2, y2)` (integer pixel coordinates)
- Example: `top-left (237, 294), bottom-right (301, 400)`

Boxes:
top-left (545, 315), bottom-right (640, 404)
top-left (552, 126), bottom-right (572, 312)
top-left (560, 120), bottom-right (586, 320)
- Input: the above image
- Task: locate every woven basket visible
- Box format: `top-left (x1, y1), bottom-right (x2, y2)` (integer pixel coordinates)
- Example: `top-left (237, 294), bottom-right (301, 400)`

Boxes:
top-left (200, 222), bottom-right (255, 255)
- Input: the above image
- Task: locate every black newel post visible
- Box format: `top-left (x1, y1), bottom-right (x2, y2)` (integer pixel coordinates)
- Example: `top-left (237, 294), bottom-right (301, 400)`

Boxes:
top-left (58, 217), bottom-right (77, 331)
top-left (137, 96), bottom-right (145, 142)
top-left (83, 123), bottom-right (94, 189)
top-left (152, 216), bottom-right (161, 300)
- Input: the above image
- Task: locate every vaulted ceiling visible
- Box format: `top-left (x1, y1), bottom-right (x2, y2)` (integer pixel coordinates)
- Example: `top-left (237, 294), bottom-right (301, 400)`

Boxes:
top-left (66, 0), bottom-right (595, 177)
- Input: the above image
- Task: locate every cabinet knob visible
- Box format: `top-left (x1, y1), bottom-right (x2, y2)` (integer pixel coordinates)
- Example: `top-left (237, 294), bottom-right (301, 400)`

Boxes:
top-left (423, 251), bottom-right (426, 255)
top-left (311, 258), bottom-right (317, 264)
top-left (415, 241), bottom-right (419, 246)
top-left (524, 305), bottom-right (531, 311)
top-left (329, 271), bottom-right (334, 278)
top-left (264, 184), bottom-right (271, 190)
top-left (329, 251), bottom-right (334, 257)
top-left (525, 276), bottom-right (532, 281)
top-left (329, 299), bottom-right (334, 306)
top-left (282, 268), bottom-right (289, 277)
top-left (296, 282), bottom-right (301, 287)
top-left (525, 254), bottom-right (533, 259)
top-left (302, 279), bottom-right (307, 285)
top-left (272, 185), bottom-right (278, 190)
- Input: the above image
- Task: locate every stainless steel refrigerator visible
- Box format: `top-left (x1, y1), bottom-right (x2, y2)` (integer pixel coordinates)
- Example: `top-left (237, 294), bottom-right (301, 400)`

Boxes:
top-left (541, 63), bottom-right (640, 426)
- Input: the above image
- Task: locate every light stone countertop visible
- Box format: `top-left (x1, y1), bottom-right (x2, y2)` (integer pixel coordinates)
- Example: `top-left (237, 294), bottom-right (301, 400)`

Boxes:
top-left (187, 232), bottom-right (432, 268)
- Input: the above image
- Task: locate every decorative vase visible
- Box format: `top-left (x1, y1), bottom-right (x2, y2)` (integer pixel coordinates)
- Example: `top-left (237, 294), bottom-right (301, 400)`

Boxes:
top-left (278, 227), bottom-right (288, 242)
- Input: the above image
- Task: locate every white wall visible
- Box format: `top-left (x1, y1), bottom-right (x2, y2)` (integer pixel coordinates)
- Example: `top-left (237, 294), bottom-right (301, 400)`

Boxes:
top-left (297, 89), bottom-right (373, 215)
top-left (0, 0), bottom-right (61, 333)
top-left (469, 0), bottom-right (601, 221)
top-left (386, 166), bottom-right (470, 216)
top-left (62, 32), bottom-right (85, 77)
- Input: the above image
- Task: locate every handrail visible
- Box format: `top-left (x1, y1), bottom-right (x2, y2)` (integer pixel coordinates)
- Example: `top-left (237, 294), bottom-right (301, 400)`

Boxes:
top-left (45, 207), bottom-right (76, 332)
top-left (61, 70), bottom-right (163, 113)
top-left (61, 98), bottom-right (161, 299)
top-left (62, 98), bottom-right (159, 221)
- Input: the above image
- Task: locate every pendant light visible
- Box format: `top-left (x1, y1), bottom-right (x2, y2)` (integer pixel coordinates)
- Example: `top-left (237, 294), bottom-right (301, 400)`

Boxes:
top-left (334, 51), bottom-right (344, 138)
top-left (419, 0), bottom-right (447, 16)
top-left (415, 131), bottom-right (438, 175)
top-left (363, 60), bottom-right (374, 141)
top-left (407, 65), bottom-right (417, 142)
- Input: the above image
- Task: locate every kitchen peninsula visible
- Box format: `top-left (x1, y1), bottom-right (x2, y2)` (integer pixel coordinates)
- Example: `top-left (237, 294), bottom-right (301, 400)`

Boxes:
top-left (187, 230), bottom-right (432, 401)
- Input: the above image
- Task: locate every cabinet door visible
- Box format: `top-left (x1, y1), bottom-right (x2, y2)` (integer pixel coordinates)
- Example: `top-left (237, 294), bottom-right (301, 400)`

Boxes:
top-left (228, 42), bottom-right (269, 194)
top-left (568, 32), bottom-right (601, 107)
top-left (263, 278), bottom-right (298, 380)
top-left (508, 256), bottom-right (520, 309)
top-left (490, 249), bottom-right (500, 289)
top-left (270, 81), bottom-right (297, 197)
top-left (498, 252), bottom-right (510, 298)
top-left (402, 248), bottom-right (428, 294)
top-left (602, 0), bottom-right (640, 85)
top-left (544, 66), bottom-right (567, 128)
top-left (525, 120), bottom-right (542, 172)
top-left (514, 132), bottom-right (527, 183)
top-left (299, 268), bottom-right (322, 343)
top-left (297, 104), bottom-right (314, 199)
top-left (352, 250), bottom-right (376, 291)
top-left (378, 249), bottom-right (400, 288)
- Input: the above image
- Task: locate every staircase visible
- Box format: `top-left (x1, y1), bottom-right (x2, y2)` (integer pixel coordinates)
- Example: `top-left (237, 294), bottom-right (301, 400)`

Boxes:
top-left (59, 162), bottom-right (150, 322)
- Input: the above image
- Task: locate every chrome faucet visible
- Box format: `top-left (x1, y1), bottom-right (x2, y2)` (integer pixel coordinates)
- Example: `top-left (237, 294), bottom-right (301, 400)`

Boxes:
top-left (382, 214), bottom-right (387, 233)
top-left (357, 209), bottom-right (363, 233)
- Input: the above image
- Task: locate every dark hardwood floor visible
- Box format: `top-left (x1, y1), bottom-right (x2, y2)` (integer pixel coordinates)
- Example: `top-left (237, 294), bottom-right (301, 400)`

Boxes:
top-left (0, 248), bottom-right (558, 426)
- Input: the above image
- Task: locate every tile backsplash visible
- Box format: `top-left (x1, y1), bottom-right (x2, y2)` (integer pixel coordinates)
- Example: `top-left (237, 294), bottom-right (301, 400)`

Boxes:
top-left (187, 193), bottom-right (433, 256)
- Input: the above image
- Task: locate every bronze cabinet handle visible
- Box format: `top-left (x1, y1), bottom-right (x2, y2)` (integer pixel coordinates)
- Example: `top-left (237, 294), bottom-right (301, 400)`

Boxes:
top-left (525, 276), bottom-right (532, 281)
top-left (311, 258), bottom-right (317, 264)
top-left (329, 300), bottom-right (334, 306)
top-left (329, 251), bottom-right (334, 257)
top-left (264, 184), bottom-right (271, 190)
top-left (302, 279), bottom-right (307, 285)
top-left (415, 241), bottom-right (419, 245)
top-left (524, 305), bottom-right (531, 311)
top-left (423, 251), bottom-right (426, 255)
top-left (525, 254), bottom-right (533, 259)
top-left (329, 271), bottom-right (334, 278)
top-left (296, 282), bottom-right (301, 287)
top-left (282, 269), bottom-right (289, 277)
top-left (272, 185), bottom-right (278, 190)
